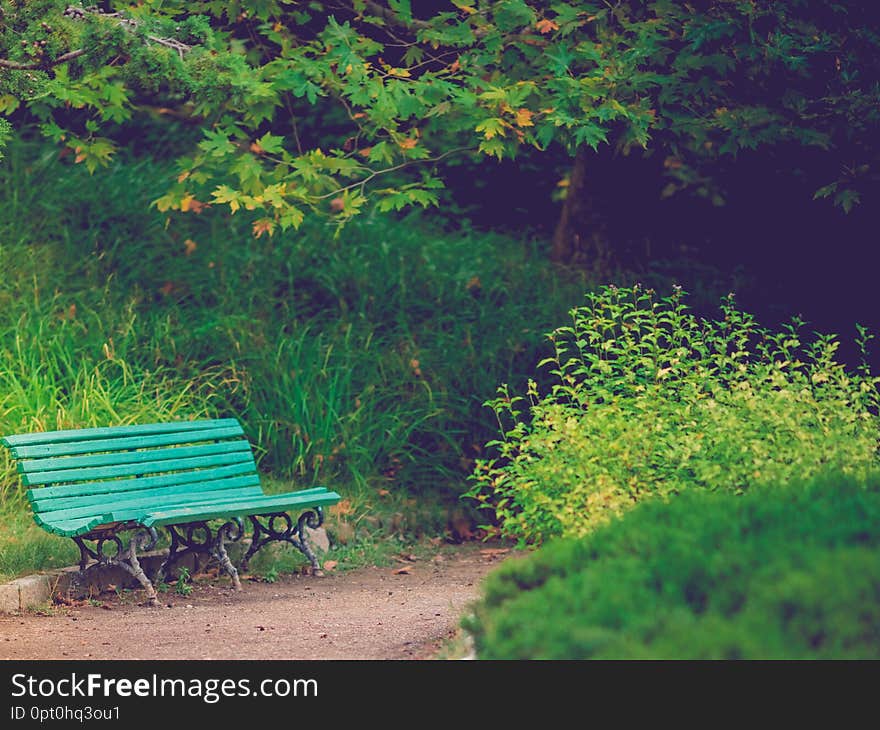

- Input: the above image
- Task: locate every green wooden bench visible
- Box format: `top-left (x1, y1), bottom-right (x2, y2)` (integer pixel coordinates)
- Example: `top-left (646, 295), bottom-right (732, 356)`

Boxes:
top-left (1, 418), bottom-right (341, 605)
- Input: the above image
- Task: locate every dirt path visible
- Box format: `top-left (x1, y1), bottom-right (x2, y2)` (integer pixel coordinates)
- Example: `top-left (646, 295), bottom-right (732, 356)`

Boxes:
top-left (0, 542), bottom-right (509, 661)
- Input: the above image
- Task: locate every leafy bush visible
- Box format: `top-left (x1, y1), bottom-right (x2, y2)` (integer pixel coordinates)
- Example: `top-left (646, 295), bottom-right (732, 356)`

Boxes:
top-left (465, 472), bottom-right (880, 659)
top-left (469, 285), bottom-right (880, 544)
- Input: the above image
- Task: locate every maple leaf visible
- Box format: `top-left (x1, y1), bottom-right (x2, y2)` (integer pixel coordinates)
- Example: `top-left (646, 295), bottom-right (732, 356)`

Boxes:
top-left (252, 219), bottom-right (275, 237)
top-left (180, 195), bottom-right (207, 214)
top-left (184, 239), bottom-right (198, 256)
top-left (515, 108), bottom-right (534, 127)
top-left (536, 18), bottom-right (559, 34)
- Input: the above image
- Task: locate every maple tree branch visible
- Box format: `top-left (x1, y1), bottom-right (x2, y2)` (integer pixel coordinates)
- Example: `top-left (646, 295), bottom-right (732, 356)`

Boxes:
top-left (363, 1), bottom-right (431, 30)
top-left (313, 145), bottom-right (475, 200)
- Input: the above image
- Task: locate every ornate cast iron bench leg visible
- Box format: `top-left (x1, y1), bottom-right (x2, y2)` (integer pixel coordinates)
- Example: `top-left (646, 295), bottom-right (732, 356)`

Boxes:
top-left (72, 527), bottom-right (160, 606)
top-left (156, 519), bottom-right (244, 590)
top-left (210, 519), bottom-right (243, 591)
top-left (120, 529), bottom-right (160, 606)
top-left (240, 508), bottom-right (325, 576)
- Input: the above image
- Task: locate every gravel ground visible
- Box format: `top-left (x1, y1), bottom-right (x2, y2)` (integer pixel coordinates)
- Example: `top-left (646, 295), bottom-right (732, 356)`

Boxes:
top-left (0, 542), bottom-right (511, 660)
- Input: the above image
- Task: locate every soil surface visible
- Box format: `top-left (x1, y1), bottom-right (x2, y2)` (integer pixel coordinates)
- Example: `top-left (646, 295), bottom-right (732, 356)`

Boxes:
top-left (0, 542), bottom-right (511, 661)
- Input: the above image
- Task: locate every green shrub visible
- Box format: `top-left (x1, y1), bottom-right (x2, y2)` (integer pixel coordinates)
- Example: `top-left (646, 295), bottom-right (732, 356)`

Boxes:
top-left (465, 472), bottom-right (880, 659)
top-left (468, 284), bottom-right (880, 543)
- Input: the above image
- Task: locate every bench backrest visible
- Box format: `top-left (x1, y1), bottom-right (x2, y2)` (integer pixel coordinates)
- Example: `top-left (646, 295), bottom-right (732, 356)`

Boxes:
top-left (1, 419), bottom-right (261, 525)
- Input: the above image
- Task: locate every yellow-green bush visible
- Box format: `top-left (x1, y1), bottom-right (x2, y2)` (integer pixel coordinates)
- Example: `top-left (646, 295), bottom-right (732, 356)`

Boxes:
top-left (469, 285), bottom-right (880, 543)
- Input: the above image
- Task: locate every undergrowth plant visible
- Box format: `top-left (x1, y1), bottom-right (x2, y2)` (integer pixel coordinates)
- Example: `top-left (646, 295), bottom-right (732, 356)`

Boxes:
top-left (469, 284), bottom-right (880, 544)
top-left (175, 567), bottom-right (193, 597)
top-left (465, 472), bottom-right (880, 659)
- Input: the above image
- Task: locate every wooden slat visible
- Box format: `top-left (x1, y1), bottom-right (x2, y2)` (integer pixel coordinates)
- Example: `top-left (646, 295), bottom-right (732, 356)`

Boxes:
top-left (27, 462), bottom-right (258, 505)
top-left (32, 513), bottom-right (115, 538)
top-left (104, 488), bottom-right (272, 526)
top-left (34, 475), bottom-right (264, 518)
top-left (22, 451), bottom-right (256, 487)
top-left (9, 425), bottom-right (245, 459)
top-left (140, 489), bottom-right (341, 528)
top-left (39, 483), bottom-right (264, 524)
top-left (1, 419), bottom-right (240, 448)
top-left (20, 440), bottom-right (251, 474)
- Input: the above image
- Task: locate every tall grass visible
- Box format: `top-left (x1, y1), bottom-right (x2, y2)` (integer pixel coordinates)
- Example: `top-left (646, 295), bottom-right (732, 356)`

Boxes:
top-left (0, 138), bottom-right (587, 577)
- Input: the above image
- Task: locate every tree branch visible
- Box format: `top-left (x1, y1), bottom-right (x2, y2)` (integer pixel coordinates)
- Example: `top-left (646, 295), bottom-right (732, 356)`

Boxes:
top-left (313, 146), bottom-right (474, 200)
top-left (0, 49), bottom-right (86, 70)
top-left (0, 6), bottom-right (193, 69)
top-left (363, 1), bottom-right (431, 31)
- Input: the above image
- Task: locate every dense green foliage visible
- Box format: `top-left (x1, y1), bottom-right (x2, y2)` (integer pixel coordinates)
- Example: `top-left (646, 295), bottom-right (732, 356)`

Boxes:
top-left (469, 285), bottom-right (880, 543)
top-left (465, 472), bottom-right (880, 659)
top-left (2, 3), bottom-right (879, 643)
top-left (0, 138), bottom-right (587, 578)
top-left (1, 1), bottom-right (877, 236)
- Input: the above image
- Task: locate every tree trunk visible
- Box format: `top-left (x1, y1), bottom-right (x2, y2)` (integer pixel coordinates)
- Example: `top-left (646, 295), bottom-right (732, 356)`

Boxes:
top-left (551, 147), bottom-right (589, 263)
top-left (550, 147), bottom-right (613, 274)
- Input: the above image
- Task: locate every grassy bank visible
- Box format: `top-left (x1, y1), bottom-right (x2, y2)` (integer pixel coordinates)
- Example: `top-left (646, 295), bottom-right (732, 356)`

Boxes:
top-left (0, 138), bottom-right (588, 580)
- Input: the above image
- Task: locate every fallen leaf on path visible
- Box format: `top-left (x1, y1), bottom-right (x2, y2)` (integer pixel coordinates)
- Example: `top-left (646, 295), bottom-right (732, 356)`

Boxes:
top-left (480, 548), bottom-right (510, 558)
top-left (323, 561), bottom-right (338, 571)
top-left (392, 566), bottom-right (412, 575)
